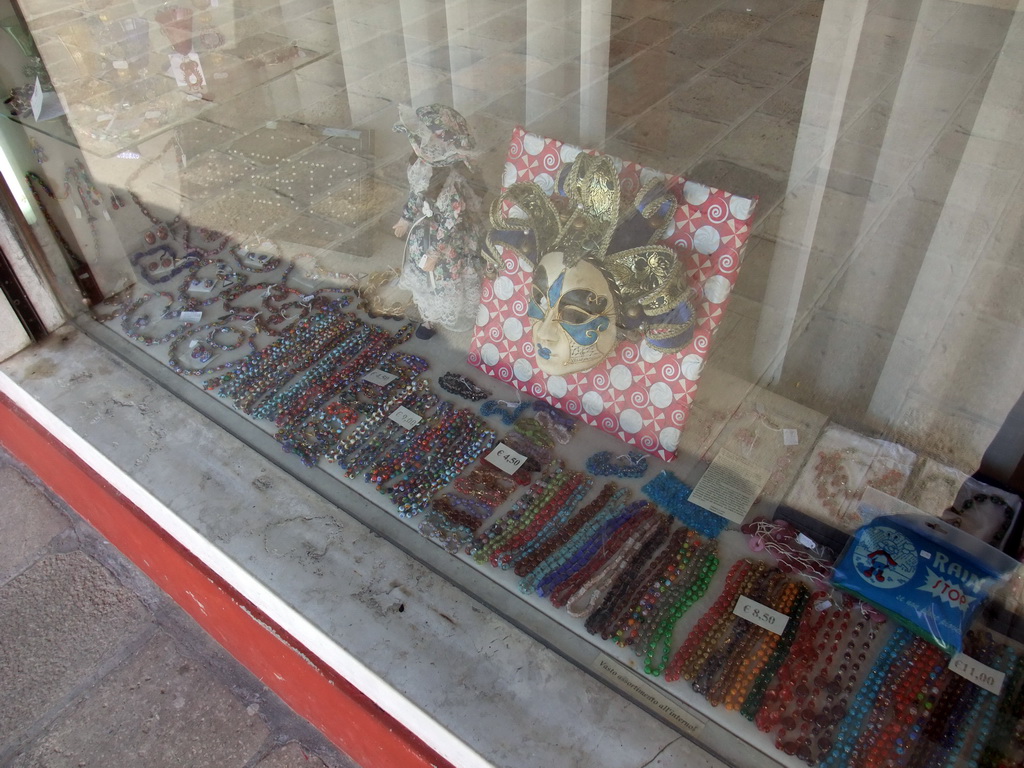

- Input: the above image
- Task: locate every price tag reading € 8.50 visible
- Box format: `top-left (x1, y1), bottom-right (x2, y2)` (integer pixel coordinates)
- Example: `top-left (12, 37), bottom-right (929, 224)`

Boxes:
top-left (950, 653), bottom-right (1005, 695)
top-left (734, 595), bottom-right (789, 635)
top-left (388, 407), bottom-right (422, 430)
top-left (485, 443), bottom-right (527, 475)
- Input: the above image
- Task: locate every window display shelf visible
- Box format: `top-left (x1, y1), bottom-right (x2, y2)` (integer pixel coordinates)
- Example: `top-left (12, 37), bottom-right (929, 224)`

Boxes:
top-left (4, 0), bottom-right (1024, 765)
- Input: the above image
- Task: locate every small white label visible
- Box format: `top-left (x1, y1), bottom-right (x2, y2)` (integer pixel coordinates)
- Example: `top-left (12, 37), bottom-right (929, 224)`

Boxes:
top-left (920, 550), bottom-right (932, 559)
top-left (265, 121), bottom-right (277, 129)
top-left (689, 450), bottom-right (770, 525)
top-left (388, 406), bottom-right (422, 430)
top-left (213, 72), bottom-right (228, 79)
top-left (189, 281), bottom-right (215, 294)
top-left (591, 655), bottom-right (707, 736)
top-left (102, 209), bottom-right (111, 221)
top-left (112, 59), bottom-right (129, 70)
top-left (485, 443), bottom-right (527, 474)
top-left (362, 369), bottom-right (397, 386)
top-left (950, 653), bottom-right (1005, 694)
top-left (783, 428), bottom-right (799, 446)
top-left (180, 310), bottom-right (203, 322)
top-left (73, 205), bottom-right (82, 219)
top-left (734, 595), bottom-right (789, 635)
top-left (145, 110), bottom-right (161, 119)
top-left (796, 532), bottom-right (817, 549)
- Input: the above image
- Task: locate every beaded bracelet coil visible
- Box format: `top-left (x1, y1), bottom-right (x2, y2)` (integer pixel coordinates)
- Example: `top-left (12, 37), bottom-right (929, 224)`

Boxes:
top-left (643, 470), bottom-right (731, 539)
top-left (438, 371), bottom-right (490, 401)
top-left (586, 450), bottom-right (649, 479)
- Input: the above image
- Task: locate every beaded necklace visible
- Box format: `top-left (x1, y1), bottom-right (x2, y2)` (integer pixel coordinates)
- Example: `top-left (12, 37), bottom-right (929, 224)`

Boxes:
top-left (642, 541), bottom-right (719, 677)
top-left (632, 536), bottom-right (720, 672)
top-left (473, 464), bottom-right (572, 564)
top-left (754, 598), bottom-right (881, 765)
top-left (517, 484), bottom-right (629, 580)
top-left (846, 635), bottom-right (947, 768)
top-left (643, 470), bottom-right (731, 539)
top-left (663, 559), bottom-right (762, 683)
top-left (167, 319), bottom-right (256, 376)
top-left (496, 472), bottom-right (593, 569)
top-left (561, 512), bottom-right (669, 618)
top-left (530, 500), bottom-right (652, 598)
top-left (438, 371), bottom-right (490, 402)
top-left (819, 626), bottom-right (912, 768)
top-left (131, 243), bottom-right (199, 285)
top-left (385, 410), bottom-right (495, 518)
top-left (586, 450), bottom-right (649, 478)
top-left (908, 630), bottom-right (994, 768)
top-left (614, 528), bottom-right (705, 649)
top-left (693, 569), bottom-right (787, 703)
top-left (962, 643), bottom-right (1019, 768)
top-left (120, 291), bottom-right (189, 346)
top-left (586, 526), bottom-right (693, 640)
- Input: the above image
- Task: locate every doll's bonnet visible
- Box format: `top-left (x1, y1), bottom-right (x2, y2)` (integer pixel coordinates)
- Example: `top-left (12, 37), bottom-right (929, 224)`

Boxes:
top-left (394, 103), bottom-right (478, 167)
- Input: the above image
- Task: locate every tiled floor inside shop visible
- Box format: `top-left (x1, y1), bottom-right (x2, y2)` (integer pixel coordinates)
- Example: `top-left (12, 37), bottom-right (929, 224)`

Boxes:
top-left (16, 0), bottom-right (1024, 474)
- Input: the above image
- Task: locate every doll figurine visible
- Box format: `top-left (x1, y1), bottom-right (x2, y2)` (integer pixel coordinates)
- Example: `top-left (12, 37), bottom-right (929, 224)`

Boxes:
top-left (392, 103), bottom-right (487, 339)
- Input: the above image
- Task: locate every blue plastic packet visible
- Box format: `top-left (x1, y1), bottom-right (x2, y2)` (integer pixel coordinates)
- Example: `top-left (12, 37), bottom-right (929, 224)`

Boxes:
top-left (832, 512), bottom-right (1018, 654)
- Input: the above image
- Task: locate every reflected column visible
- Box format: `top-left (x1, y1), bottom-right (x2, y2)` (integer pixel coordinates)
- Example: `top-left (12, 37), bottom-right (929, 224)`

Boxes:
top-left (869, 5), bottom-right (1024, 426)
top-left (332, 0), bottom-right (404, 120)
top-left (444, 0), bottom-right (475, 113)
top-left (752, 0), bottom-right (869, 384)
top-left (579, 0), bottom-right (609, 147)
top-left (400, 0), bottom-right (452, 105)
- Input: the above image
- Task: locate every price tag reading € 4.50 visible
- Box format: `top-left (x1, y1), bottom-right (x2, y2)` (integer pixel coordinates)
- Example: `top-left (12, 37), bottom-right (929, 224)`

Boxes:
top-left (734, 595), bottom-right (789, 635)
top-left (362, 369), bottom-right (398, 386)
top-left (388, 407), bottom-right (422, 430)
top-left (485, 443), bottom-right (527, 475)
top-left (950, 653), bottom-right (1006, 695)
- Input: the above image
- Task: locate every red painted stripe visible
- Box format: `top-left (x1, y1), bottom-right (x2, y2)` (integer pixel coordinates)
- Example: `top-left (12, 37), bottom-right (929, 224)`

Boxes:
top-left (0, 391), bottom-right (454, 768)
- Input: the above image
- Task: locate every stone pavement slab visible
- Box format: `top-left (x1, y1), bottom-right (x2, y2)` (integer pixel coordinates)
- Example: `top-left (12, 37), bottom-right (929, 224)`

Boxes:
top-left (0, 450), bottom-right (357, 768)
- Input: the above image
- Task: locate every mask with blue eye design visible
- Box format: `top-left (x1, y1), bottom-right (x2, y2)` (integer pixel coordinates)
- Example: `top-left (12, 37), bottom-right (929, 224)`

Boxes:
top-left (528, 252), bottom-right (619, 375)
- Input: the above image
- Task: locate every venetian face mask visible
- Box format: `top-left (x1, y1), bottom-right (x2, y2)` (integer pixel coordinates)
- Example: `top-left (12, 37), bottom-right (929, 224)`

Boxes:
top-left (528, 251), bottom-right (618, 375)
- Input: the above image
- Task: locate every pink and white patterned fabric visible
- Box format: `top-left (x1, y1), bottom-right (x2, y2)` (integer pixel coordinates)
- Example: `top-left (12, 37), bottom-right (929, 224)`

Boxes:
top-left (467, 128), bottom-right (757, 460)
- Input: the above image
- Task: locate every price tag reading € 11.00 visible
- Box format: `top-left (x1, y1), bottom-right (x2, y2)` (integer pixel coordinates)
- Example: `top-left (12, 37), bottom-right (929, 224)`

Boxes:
top-left (734, 595), bottom-right (789, 635)
top-left (485, 443), bottom-right (527, 475)
top-left (950, 653), bottom-right (1005, 695)
top-left (362, 369), bottom-right (398, 386)
top-left (388, 407), bottom-right (422, 430)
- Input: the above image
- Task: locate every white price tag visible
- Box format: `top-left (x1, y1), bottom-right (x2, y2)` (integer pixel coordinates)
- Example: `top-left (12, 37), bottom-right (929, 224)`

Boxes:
top-left (102, 209), bottom-right (111, 221)
top-left (112, 59), bottom-right (129, 70)
top-left (265, 120), bottom-right (278, 129)
top-left (388, 406), bottom-right (422, 430)
top-left (189, 339), bottom-right (199, 348)
top-left (180, 310), bottom-right (203, 322)
top-left (362, 369), bottom-right (397, 386)
top-left (73, 205), bottom-right (83, 219)
top-left (485, 443), bottom-right (527, 475)
top-left (950, 653), bottom-right (1005, 695)
top-left (734, 595), bottom-right (788, 635)
top-left (796, 532), bottom-right (817, 549)
top-left (783, 428), bottom-right (799, 446)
